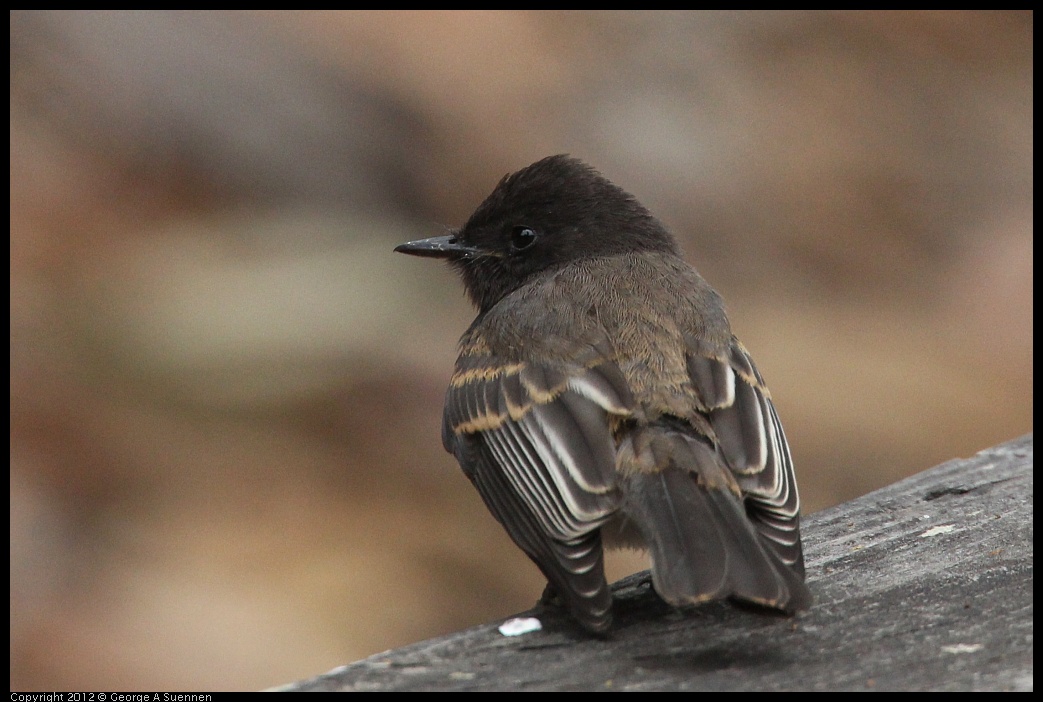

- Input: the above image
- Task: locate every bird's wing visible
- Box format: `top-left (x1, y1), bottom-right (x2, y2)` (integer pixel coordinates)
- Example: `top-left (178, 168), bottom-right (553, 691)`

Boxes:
top-left (442, 341), bottom-right (634, 632)
top-left (685, 336), bottom-right (805, 576)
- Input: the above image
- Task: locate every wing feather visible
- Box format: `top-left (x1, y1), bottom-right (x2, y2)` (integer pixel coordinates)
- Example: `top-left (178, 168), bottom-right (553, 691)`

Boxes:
top-left (443, 350), bottom-right (634, 632)
top-left (686, 338), bottom-right (805, 574)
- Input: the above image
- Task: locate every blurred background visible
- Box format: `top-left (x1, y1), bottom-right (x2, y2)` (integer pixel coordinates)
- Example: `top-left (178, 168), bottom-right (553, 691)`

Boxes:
top-left (10, 10), bottom-right (1032, 691)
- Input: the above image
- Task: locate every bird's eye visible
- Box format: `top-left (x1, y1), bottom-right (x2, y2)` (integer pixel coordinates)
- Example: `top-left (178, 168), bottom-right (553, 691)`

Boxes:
top-left (510, 226), bottom-right (538, 251)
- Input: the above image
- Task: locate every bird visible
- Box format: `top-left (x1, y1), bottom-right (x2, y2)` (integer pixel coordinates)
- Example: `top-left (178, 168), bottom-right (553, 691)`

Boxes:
top-left (395, 154), bottom-right (811, 633)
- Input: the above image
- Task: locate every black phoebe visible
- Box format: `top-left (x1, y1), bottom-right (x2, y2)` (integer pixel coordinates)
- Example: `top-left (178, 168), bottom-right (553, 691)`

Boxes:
top-left (395, 155), bottom-right (810, 633)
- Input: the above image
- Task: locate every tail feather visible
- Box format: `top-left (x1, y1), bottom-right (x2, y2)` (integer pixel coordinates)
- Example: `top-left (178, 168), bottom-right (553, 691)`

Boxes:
top-left (621, 429), bottom-right (811, 612)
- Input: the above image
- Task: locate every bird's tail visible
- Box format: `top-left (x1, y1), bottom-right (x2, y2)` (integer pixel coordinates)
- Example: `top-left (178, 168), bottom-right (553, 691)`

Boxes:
top-left (618, 424), bottom-right (812, 612)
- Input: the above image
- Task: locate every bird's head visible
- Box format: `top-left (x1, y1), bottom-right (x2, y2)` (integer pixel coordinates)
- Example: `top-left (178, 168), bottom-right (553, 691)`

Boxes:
top-left (395, 155), bottom-right (678, 312)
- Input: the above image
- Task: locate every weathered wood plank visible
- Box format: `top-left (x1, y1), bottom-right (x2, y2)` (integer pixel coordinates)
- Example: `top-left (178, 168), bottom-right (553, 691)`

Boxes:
top-left (281, 434), bottom-right (1033, 692)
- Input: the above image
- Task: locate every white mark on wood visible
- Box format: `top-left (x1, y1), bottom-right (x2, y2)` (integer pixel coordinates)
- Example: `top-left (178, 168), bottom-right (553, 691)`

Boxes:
top-left (499, 617), bottom-right (543, 637)
top-left (920, 524), bottom-right (957, 538)
top-left (941, 643), bottom-right (984, 654)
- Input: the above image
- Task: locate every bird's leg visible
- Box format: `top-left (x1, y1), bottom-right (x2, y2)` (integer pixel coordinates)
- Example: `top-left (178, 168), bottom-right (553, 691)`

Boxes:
top-left (538, 582), bottom-right (566, 609)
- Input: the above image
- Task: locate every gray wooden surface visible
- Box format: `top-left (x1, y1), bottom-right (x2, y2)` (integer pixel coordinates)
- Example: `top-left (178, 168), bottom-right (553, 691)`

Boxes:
top-left (281, 434), bottom-right (1033, 691)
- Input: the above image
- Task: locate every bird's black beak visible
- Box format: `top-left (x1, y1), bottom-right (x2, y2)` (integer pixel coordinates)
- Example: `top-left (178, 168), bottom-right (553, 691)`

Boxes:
top-left (394, 234), bottom-right (479, 260)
